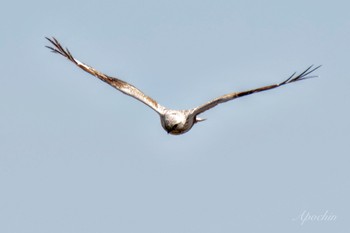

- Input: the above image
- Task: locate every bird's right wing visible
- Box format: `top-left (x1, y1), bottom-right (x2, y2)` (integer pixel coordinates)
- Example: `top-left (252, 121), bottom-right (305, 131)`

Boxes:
top-left (46, 37), bottom-right (165, 115)
top-left (191, 65), bottom-right (321, 116)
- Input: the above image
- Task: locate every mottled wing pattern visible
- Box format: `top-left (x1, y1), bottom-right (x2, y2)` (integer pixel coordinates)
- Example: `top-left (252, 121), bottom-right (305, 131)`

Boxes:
top-left (46, 37), bottom-right (164, 115)
top-left (192, 65), bottom-right (321, 116)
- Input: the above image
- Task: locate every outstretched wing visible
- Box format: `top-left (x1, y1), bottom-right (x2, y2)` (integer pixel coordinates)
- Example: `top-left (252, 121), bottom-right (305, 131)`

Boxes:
top-left (192, 65), bottom-right (321, 116)
top-left (46, 37), bottom-right (165, 115)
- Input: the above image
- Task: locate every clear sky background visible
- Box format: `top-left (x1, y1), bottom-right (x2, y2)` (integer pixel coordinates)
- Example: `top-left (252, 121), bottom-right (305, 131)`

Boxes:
top-left (1, 0), bottom-right (349, 232)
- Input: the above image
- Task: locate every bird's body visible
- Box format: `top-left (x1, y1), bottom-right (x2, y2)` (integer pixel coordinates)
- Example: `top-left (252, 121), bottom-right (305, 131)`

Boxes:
top-left (160, 109), bottom-right (204, 135)
top-left (46, 37), bottom-right (320, 135)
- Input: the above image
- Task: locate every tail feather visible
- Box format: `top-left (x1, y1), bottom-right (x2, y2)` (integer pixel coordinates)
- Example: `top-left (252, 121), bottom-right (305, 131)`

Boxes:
top-left (195, 117), bottom-right (206, 123)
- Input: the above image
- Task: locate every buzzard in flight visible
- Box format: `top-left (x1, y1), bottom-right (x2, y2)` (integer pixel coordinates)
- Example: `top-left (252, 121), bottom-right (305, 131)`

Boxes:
top-left (46, 37), bottom-right (320, 135)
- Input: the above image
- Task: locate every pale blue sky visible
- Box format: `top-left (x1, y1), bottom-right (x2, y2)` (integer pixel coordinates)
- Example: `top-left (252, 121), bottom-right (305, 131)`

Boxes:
top-left (1, 0), bottom-right (349, 232)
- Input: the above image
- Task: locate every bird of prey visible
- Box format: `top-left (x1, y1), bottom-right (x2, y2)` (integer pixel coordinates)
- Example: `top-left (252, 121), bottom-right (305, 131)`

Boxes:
top-left (46, 37), bottom-right (320, 135)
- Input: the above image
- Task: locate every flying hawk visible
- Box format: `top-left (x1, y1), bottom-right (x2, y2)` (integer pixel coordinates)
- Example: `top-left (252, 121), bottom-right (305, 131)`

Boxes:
top-left (46, 37), bottom-right (320, 135)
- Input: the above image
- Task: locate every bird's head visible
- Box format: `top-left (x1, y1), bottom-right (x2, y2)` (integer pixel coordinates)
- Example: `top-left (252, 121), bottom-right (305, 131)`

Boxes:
top-left (161, 110), bottom-right (189, 135)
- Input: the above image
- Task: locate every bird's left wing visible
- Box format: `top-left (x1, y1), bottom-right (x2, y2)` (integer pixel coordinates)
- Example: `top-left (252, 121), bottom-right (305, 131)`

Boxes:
top-left (46, 37), bottom-right (165, 115)
top-left (191, 65), bottom-right (321, 116)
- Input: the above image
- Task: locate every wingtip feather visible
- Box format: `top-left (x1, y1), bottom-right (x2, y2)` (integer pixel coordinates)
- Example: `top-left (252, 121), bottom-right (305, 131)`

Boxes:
top-left (280, 65), bottom-right (321, 85)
